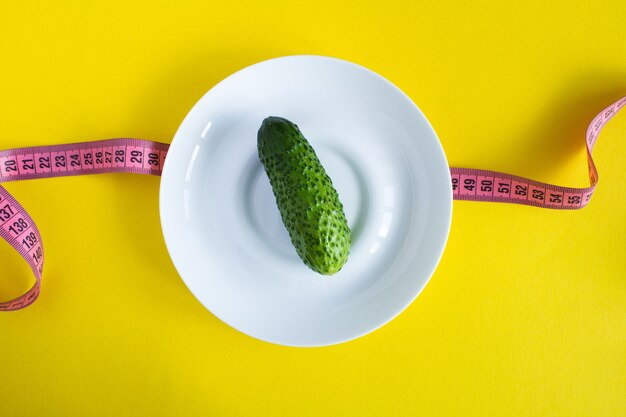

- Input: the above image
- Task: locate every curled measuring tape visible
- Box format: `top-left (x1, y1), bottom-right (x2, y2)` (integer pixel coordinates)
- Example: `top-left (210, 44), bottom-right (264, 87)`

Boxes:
top-left (0, 139), bottom-right (168, 311)
top-left (450, 97), bottom-right (625, 207)
top-left (0, 97), bottom-right (624, 311)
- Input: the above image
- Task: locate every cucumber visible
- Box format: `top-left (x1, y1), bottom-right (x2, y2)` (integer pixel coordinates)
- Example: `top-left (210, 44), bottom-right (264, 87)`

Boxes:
top-left (257, 117), bottom-right (351, 275)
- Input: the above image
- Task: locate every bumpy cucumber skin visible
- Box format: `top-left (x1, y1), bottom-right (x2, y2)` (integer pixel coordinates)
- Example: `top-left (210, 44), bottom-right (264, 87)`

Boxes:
top-left (257, 117), bottom-right (351, 275)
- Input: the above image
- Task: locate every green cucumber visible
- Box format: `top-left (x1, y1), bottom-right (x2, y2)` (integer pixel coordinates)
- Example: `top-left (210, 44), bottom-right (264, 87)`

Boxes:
top-left (257, 117), bottom-right (351, 275)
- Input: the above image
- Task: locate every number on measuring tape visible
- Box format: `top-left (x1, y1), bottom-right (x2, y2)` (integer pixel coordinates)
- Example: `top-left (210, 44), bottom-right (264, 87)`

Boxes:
top-left (491, 179), bottom-right (511, 198)
top-left (130, 150), bottom-right (142, 163)
top-left (35, 153), bottom-right (52, 173)
top-left (114, 147), bottom-right (126, 167)
top-left (451, 176), bottom-right (459, 193)
top-left (31, 246), bottom-right (43, 264)
top-left (144, 151), bottom-right (160, 170)
top-left (94, 148), bottom-right (104, 169)
top-left (68, 150), bottom-right (81, 171)
top-left (104, 147), bottom-right (113, 167)
top-left (1, 156), bottom-right (19, 177)
top-left (126, 146), bottom-right (144, 168)
top-left (549, 192), bottom-right (563, 203)
top-left (18, 154), bottom-right (36, 175)
top-left (5, 217), bottom-right (28, 236)
top-left (476, 176), bottom-right (493, 196)
top-left (530, 187), bottom-right (545, 202)
top-left (459, 175), bottom-right (476, 196)
top-left (510, 181), bottom-right (528, 201)
top-left (568, 195), bottom-right (580, 204)
top-left (21, 231), bottom-right (38, 250)
top-left (0, 203), bottom-right (15, 222)
top-left (81, 149), bottom-right (94, 170)
top-left (51, 151), bottom-right (67, 172)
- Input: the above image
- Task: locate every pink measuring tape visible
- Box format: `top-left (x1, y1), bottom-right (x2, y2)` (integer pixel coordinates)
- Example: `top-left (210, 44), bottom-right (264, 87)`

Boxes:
top-left (1, 97), bottom-right (624, 311)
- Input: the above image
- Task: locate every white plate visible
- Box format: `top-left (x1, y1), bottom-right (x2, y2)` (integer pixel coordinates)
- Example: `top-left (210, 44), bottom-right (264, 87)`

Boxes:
top-left (160, 56), bottom-right (452, 346)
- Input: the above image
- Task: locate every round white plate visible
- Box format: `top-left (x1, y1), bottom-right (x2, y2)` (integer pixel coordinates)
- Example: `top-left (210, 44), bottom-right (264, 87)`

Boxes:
top-left (160, 55), bottom-right (452, 346)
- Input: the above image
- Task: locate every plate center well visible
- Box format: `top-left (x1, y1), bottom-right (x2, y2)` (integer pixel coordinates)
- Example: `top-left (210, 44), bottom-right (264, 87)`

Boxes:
top-left (242, 145), bottom-right (368, 258)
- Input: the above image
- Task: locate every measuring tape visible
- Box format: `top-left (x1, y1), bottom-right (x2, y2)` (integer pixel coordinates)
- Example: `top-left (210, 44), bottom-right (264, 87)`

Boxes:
top-left (451, 97), bottom-right (625, 207)
top-left (0, 97), bottom-right (624, 311)
top-left (0, 139), bottom-right (168, 311)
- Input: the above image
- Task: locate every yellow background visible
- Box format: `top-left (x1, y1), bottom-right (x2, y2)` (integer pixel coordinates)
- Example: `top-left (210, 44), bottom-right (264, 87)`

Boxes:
top-left (1, 1), bottom-right (625, 415)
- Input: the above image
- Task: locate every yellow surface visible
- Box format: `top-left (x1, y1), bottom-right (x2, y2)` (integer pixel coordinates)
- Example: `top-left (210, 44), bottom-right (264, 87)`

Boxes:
top-left (1, 1), bottom-right (625, 415)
